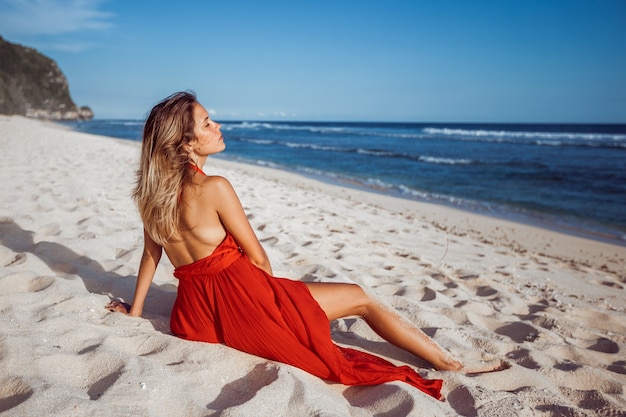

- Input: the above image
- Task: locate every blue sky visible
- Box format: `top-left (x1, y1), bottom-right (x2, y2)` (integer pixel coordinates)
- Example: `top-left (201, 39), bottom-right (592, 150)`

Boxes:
top-left (1, 0), bottom-right (625, 122)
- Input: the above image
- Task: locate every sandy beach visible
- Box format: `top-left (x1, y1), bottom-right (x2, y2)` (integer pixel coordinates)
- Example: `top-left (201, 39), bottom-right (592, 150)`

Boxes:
top-left (0, 115), bottom-right (625, 416)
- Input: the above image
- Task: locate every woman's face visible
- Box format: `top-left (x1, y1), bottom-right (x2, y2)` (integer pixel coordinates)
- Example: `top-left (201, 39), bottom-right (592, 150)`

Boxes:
top-left (190, 103), bottom-right (225, 156)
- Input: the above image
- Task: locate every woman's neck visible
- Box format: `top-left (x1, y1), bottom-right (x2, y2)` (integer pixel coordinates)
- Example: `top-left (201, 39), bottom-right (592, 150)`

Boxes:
top-left (192, 156), bottom-right (207, 171)
top-left (189, 161), bottom-right (205, 175)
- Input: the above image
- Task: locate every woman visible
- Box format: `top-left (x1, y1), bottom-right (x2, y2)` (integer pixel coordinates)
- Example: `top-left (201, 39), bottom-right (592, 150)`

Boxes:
top-left (106, 91), bottom-right (505, 401)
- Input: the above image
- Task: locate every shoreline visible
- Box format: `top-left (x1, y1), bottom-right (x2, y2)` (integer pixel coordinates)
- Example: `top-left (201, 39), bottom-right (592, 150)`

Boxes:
top-left (206, 156), bottom-right (625, 278)
top-left (220, 154), bottom-right (626, 248)
top-left (2, 115), bottom-right (625, 416)
top-left (61, 119), bottom-right (626, 248)
top-left (12, 113), bottom-right (626, 282)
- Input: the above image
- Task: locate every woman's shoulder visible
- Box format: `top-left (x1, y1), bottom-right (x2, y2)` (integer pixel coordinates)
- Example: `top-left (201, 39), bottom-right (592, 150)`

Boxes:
top-left (196, 175), bottom-right (236, 196)
top-left (182, 175), bottom-right (238, 212)
top-left (198, 174), bottom-right (231, 187)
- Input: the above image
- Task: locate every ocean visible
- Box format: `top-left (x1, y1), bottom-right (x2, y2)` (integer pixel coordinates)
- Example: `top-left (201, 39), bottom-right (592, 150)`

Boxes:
top-left (62, 120), bottom-right (626, 245)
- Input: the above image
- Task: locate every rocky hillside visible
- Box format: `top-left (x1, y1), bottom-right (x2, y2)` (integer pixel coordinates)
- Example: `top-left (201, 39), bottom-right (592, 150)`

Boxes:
top-left (0, 36), bottom-right (93, 120)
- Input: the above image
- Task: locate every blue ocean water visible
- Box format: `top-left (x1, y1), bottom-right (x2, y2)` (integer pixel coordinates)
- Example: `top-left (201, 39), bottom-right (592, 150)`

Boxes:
top-left (63, 120), bottom-right (626, 244)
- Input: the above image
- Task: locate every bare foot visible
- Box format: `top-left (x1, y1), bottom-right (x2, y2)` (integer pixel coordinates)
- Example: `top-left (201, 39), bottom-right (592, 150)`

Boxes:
top-left (434, 356), bottom-right (464, 372)
top-left (461, 359), bottom-right (510, 375)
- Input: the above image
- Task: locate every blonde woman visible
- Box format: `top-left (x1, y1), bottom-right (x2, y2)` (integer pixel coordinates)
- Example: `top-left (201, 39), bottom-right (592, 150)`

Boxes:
top-left (106, 91), bottom-right (505, 400)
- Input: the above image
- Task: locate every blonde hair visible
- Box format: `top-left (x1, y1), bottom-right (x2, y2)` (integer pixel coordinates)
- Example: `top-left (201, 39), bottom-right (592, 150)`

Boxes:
top-left (133, 91), bottom-right (198, 245)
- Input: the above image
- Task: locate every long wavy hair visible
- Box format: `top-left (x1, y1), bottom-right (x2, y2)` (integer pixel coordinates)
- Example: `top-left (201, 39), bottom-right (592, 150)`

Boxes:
top-left (133, 91), bottom-right (198, 245)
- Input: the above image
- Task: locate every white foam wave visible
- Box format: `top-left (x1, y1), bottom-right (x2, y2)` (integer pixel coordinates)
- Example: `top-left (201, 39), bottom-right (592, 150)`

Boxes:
top-left (364, 179), bottom-right (467, 205)
top-left (284, 142), bottom-right (345, 152)
top-left (224, 122), bottom-right (626, 146)
top-left (221, 122), bottom-right (434, 140)
top-left (253, 159), bottom-right (280, 169)
top-left (236, 137), bottom-right (476, 164)
top-left (223, 122), bottom-right (348, 135)
top-left (423, 127), bottom-right (626, 145)
top-left (221, 122), bottom-right (265, 131)
top-left (357, 149), bottom-right (395, 157)
top-left (103, 120), bottom-right (144, 126)
top-left (243, 138), bottom-right (274, 145)
top-left (419, 156), bottom-right (473, 165)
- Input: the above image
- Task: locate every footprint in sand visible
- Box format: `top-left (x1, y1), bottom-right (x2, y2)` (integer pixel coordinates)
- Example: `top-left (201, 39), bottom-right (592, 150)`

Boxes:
top-left (332, 243), bottom-right (345, 252)
top-left (420, 287), bottom-right (437, 302)
top-left (38, 223), bottom-right (61, 236)
top-left (559, 387), bottom-right (623, 415)
top-left (476, 285), bottom-right (498, 297)
top-left (77, 217), bottom-right (104, 228)
top-left (260, 236), bottom-right (278, 246)
top-left (135, 336), bottom-right (173, 357)
top-left (607, 360), bottom-right (626, 375)
top-left (4, 253), bottom-right (27, 267)
top-left (87, 367), bottom-right (124, 400)
top-left (27, 276), bottom-right (55, 292)
top-left (36, 349), bottom-right (125, 400)
top-left (205, 363), bottom-right (280, 412)
top-left (523, 315), bottom-right (559, 331)
top-left (456, 270), bottom-right (480, 281)
top-left (505, 348), bottom-right (540, 369)
top-left (0, 272), bottom-right (55, 294)
top-left (443, 281), bottom-right (458, 289)
top-left (446, 385), bottom-right (477, 416)
top-left (77, 342), bottom-right (101, 355)
top-left (586, 337), bottom-right (619, 354)
top-left (553, 359), bottom-right (583, 372)
top-left (598, 279), bottom-right (624, 289)
top-left (114, 248), bottom-right (135, 262)
top-left (0, 377), bottom-right (34, 413)
top-left (343, 384), bottom-right (414, 416)
top-left (495, 322), bottom-right (540, 343)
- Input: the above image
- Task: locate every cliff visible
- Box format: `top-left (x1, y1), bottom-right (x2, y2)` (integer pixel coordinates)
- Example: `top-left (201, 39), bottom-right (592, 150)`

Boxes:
top-left (0, 36), bottom-right (93, 120)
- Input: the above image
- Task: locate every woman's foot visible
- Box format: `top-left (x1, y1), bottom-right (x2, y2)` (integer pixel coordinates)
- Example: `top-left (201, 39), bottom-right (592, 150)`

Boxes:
top-left (433, 356), bottom-right (464, 372)
top-left (435, 356), bottom-right (509, 374)
top-left (460, 359), bottom-right (510, 375)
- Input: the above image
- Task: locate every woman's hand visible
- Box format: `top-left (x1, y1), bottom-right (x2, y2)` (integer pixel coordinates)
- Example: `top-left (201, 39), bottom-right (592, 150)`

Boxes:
top-left (105, 299), bottom-right (131, 315)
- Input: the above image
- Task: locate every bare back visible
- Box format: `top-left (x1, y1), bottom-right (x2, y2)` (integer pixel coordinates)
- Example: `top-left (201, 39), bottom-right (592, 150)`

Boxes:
top-left (162, 174), bottom-right (227, 267)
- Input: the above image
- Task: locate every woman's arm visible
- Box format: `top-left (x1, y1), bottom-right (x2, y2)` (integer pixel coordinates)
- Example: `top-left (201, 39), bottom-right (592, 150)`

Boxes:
top-left (209, 176), bottom-right (273, 275)
top-left (105, 229), bottom-right (163, 317)
top-left (127, 229), bottom-right (163, 316)
top-left (106, 229), bottom-right (162, 316)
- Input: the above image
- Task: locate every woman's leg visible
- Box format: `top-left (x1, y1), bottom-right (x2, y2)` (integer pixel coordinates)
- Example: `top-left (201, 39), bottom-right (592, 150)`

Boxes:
top-left (304, 282), bottom-right (463, 371)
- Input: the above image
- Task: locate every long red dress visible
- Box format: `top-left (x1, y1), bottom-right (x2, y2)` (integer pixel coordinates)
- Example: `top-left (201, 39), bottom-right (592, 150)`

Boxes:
top-left (170, 233), bottom-right (443, 399)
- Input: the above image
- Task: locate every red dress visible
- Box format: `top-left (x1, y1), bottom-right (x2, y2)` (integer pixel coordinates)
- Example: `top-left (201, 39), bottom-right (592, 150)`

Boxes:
top-left (170, 233), bottom-right (443, 399)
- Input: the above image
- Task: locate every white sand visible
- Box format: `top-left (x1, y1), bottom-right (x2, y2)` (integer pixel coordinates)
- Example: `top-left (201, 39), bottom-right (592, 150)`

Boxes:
top-left (0, 115), bottom-right (624, 416)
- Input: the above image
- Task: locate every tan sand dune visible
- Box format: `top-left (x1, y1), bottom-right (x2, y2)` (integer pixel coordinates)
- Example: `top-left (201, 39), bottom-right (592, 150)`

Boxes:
top-left (0, 115), bottom-right (624, 416)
